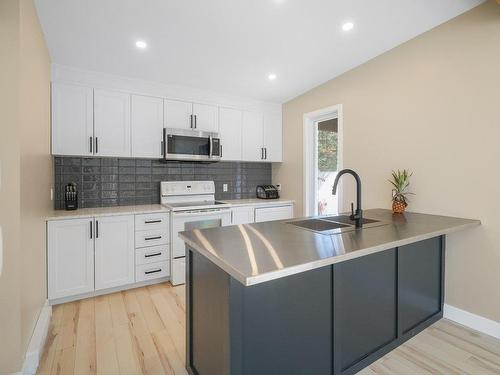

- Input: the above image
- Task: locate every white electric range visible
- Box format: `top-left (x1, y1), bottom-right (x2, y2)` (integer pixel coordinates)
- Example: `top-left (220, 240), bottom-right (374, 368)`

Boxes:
top-left (161, 181), bottom-right (231, 285)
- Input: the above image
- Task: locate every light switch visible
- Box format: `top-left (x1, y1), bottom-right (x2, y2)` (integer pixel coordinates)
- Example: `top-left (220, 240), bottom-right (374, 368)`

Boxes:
top-left (223, 183), bottom-right (228, 192)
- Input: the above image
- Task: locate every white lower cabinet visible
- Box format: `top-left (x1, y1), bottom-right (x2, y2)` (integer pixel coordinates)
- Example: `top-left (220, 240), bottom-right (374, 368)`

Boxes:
top-left (48, 218), bottom-right (95, 300)
top-left (94, 215), bottom-right (135, 291)
top-left (48, 212), bottom-right (170, 303)
top-left (255, 205), bottom-right (294, 222)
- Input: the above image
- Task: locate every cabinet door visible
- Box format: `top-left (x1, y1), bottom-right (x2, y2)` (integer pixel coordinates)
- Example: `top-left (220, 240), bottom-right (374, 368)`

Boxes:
top-left (193, 103), bottom-right (218, 132)
top-left (255, 205), bottom-right (293, 222)
top-left (219, 107), bottom-right (242, 161)
top-left (242, 111), bottom-right (264, 162)
top-left (333, 249), bottom-right (397, 373)
top-left (94, 215), bottom-right (135, 290)
top-left (51, 83), bottom-right (94, 156)
top-left (263, 112), bottom-right (283, 162)
top-left (94, 89), bottom-right (131, 157)
top-left (131, 94), bottom-right (164, 158)
top-left (164, 99), bottom-right (193, 130)
top-left (48, 218), bottom-right (94, 299)
top-left (231, 206), bottom-right (255, 224)
top-left (398, 237), bottom-right (443, 334)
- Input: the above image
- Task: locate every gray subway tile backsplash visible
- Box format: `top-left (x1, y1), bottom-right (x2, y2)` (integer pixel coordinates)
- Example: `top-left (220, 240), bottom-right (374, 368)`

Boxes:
top-left (54, 157), bottom-right (272, 209)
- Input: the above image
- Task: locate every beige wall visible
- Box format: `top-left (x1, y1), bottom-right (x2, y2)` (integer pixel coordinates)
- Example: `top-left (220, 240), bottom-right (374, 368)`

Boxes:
top-left (19, 0), bottom-right (52, 353)
top-left (275, 0), bottom-right (500, 322)
top-left (0, 0), bottom-right (51, 372)
top-left (0, 0), bottom-right (23, 373)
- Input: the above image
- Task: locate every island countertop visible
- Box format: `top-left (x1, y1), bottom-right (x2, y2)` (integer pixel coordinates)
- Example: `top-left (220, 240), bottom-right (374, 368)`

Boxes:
top-left (179, 208), bottom-right (480, 286)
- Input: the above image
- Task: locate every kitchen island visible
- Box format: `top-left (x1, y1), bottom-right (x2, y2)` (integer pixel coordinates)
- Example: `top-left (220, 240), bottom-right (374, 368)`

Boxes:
top-left (179, 209), bottom-right (479, 375)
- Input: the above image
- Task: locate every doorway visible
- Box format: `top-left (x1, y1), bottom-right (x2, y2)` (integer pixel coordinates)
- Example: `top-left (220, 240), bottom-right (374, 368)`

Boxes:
top-left (303, 105), bottom-right (343, 216)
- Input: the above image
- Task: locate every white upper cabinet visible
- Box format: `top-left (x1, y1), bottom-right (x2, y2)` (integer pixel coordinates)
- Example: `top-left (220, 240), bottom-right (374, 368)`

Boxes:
top-left (131, 94), bottom-right (164, 158)
top-left (219, 107), bottom-right (242, 161)
top-left (94, 215), bottom-right (135, 291)
top-left (48, 218), bottom-right (94, 299)
top-left (51, 83), bottom-right (94, 156)
top-left (242, 111), bottom-right (264, 162)
top-left (50, 79), bottom-right (282, 161)
top-left (193, 103), bottom-right (218, 132)
top-left (164, 99), bottom-right (193, 130)
top-left (94, 89), bottom-right (131, 157)
top-left (263, 112), bottom-right (283, 162)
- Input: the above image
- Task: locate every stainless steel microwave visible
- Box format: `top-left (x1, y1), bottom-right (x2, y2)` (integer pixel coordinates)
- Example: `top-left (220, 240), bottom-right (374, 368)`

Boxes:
top-left (161, 128), bottom-right (221, 162)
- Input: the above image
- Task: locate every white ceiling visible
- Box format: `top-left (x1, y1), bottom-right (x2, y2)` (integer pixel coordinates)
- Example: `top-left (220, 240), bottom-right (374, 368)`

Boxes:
top-left (34, 0), bottom-right (484, 103)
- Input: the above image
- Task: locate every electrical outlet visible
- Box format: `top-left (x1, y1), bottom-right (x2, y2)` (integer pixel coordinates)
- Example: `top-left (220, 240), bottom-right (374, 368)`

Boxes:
top-left (276, 183), bottom-right (282, 192)
top-left (223, 183), bottom-right (228, 192)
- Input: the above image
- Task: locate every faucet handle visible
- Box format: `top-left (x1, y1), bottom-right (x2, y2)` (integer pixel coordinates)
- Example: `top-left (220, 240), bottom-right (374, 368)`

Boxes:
top-left (350, 202), bottom-right (355, 219)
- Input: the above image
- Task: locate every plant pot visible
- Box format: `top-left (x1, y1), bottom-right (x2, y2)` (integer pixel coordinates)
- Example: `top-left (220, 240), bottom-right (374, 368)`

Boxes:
top-left (392, 200), bottom-right (407, 214)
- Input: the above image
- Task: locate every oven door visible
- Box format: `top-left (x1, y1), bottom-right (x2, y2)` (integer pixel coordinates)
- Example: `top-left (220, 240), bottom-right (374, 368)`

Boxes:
top-left (170, 209), bottom-right (231, 285)
top-left (164, 128), bottom-right (221, 161)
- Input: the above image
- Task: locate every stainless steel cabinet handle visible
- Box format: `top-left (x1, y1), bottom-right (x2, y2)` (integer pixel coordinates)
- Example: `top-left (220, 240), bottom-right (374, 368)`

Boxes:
top-left (145, 268), bottom-right (162, 275)
top-left (190, 114), bottom-right (193, 128)
top-left (264, 148), bottom-right (267, 160)
top-left (194, 115), bottom-right (197, 128)
top-left (89, 137), bottom-right (93, 153)
top-left (145, 236), bottom-right (161, 241)
top-left (220, 144), bottom-right (223, 158)
top-left (95, 220), bottom-right (99, 238)
top-left (145, 220), bottom-right (162, 224)
top-left (261, 148), bottom-right (264, 160)
top-left (144, 252), bottom-right (162, 258)
top-left (95, 137), bottom-right (99, 154)
top-left (90, 220), bottom-right (93, 239)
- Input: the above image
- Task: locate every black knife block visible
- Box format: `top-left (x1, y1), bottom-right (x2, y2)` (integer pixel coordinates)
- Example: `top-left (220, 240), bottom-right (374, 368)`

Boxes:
top-left (64, 183), bottom-right (78, 210)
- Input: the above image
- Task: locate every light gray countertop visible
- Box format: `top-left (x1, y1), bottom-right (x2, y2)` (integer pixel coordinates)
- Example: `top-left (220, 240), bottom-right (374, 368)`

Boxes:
top-left (179, 209), bottom-right (480, 286)
top-left (46, 199), bottom-right (294, 220)
top-left (219, 198), bottom-right (294, 207)
top-left (46, 204), bottom-right (170, 220)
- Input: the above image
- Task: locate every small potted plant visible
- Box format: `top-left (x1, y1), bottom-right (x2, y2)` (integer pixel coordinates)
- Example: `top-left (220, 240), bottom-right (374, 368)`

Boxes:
top-left (389, 170), bottom-right (414, 214)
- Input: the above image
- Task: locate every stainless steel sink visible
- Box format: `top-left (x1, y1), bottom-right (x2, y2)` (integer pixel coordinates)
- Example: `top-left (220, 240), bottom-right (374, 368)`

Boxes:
top-left (322, 215), bottom-right (381, 226)
top-left (286, 215), bottom-right (387, 235)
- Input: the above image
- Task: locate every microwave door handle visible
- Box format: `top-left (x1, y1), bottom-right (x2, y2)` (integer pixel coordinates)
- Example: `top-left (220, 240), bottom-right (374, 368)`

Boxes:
top-left (163, 128), bottom-right (168, 157)
top-left (209, 135), bottom-right (213, 158)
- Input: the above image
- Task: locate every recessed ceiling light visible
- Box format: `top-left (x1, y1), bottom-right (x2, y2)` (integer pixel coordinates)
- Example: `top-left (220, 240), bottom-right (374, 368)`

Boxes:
top-left (342, 22), bottom-right (354, 32)
top-left (135, 40), bottom-right (148, 49)
top-left (268, 73), bottom-right (277, 81)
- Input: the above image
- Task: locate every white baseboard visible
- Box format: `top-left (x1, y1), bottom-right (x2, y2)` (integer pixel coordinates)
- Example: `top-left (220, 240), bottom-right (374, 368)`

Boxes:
top-left (444, 304), bottom-right (500, 340)
top-left (22, 301), bottom-right (52, 375)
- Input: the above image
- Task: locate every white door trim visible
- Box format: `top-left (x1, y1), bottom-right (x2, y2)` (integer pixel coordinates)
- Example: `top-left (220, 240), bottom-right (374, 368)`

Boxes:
top-left (303, 104), bottom-right (344, 216)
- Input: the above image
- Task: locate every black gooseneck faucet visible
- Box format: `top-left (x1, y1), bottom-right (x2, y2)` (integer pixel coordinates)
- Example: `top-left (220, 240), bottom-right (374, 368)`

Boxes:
top-left (332, 169), bottom-right (363, 228)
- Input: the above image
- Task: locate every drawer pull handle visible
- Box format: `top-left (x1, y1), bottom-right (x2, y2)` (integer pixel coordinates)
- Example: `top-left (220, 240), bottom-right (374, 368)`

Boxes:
top-left (145, 268), bottom-right (162, 275)
top-left (145, 236), bottom-right (162, 241)
top-left (144, 252), bottom-right (162, 258)
top-left (145, 220), bottom-right (162, 224)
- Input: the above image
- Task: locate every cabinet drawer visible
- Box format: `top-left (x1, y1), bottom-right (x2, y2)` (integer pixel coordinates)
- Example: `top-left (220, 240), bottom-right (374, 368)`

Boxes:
top-left (135, 213), bottom-right (169, 232)
top-left (135, 229), bottom-right (169, 248)
top-left (136, 261), bottom-right (170, 282)
top-left (136, 245), bottom-right (169, 266)
top-left (255, 205), bottom-right (293, 223)
top-left (231, 206), bottom-right (255, 225)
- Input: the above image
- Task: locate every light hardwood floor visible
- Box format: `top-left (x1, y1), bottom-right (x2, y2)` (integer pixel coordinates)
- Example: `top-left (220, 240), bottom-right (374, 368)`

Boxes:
top-left (37, 283), bottom-right (500, 375)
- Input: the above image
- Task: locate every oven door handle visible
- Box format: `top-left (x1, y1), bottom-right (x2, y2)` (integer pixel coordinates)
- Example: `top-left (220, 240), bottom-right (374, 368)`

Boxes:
top-left (209, 135), bottom-right (213, 158)
top-left (172, 209), bottom-right (230, 218)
